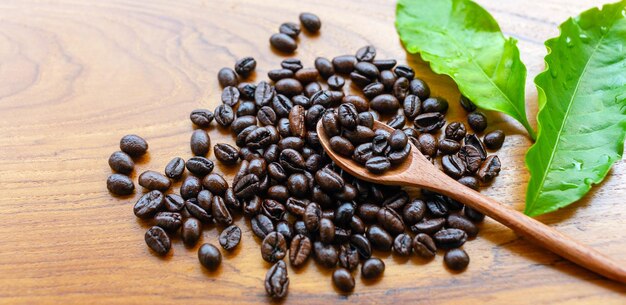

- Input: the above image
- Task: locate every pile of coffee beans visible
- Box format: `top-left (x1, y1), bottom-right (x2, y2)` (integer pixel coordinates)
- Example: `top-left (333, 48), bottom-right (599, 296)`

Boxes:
top-left (106, 12), bottom-right (507, 298)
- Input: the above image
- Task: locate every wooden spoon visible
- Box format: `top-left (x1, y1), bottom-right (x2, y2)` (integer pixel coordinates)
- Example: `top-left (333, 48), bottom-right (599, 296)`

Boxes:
top-left (317, 120), bottom-right (626, 284)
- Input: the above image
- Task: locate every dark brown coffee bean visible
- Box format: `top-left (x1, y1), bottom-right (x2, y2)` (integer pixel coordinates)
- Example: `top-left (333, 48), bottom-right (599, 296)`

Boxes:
top-left (402, 95), bottom-right (422, 119)
top-left (332, 268), bottom-right (355, 292)
top-left (365, 156), bottom-right (391, 174)
top-left (371, 59), bottom-right (396, 70)
top-left (434, 228), bottom-right (467, 249)
top-left (377, 207), bottom-right (405, 235)
top-left (350, 71), bottom-right (372, 87)
top-left (305, 154), bottom-right (323, 172)
top-left (261, 232), bottom-right (287, 263)
top-left (198, 243), bottom-right (222, 270)
top-left (447, 214), bottom-right (478, 238)
top-left (234, 56), bottom-right (256, 78)
top-left (134, 190), bottom-right (164, 218)
top-left (438, 139), bottom-right (461, 155)
top-left (145, 226), bottom-right (170, 256)
top-left (293, 68), bottom-right (318, 84)
top-left (237, 101), bottom-right (257, 117)
top-left (337, 245), bottom-right (359, 271)
top-left (382, 191), bottom-right (409, 211)
top-left (164, 194), bottom-right (185, 212)
top-left (181, 217), bottom-right (202, 247)
top-left (464, 206), bottom-right (485, 222)
top-left (392, 76), bottom-right (410, 101)
top-left (355, 45), bottom-right (376, 62)
top-left (342, 126), bottom-right (376, 145)
top-left (185, 198), bottom-right (212, 223)
top-left (185, 156), bottom-right (214, 176)
top-left (313, 241), bottom-right (338, 268)
top-left (414, 112), bottom-right (445, 133)
top-left (279, 22), bottom-right (300, 38)
top-left (445, 248), bottom-right (470, 270)
top-left (120, 134), bottom-right (148, 157)
top-left (201, 173), bottom-right (228, 195)
top-left (231, 115), bottom-right (257, 135)
top-left (262, 199), bottom-right (286, 222)
top-left (212, 143), bottom-right (238, 165)
top-left (464, 134), bottom-right (487, 160)
top-left (154, 212), bottom-right (182, 232)
top-left (352, 143), bottom-right (374, 164)
top-left (315, 167), bottom-right (344, 192)
top-left (376, 71), bottom-right (394, 91)
top-left (387, 113), bottom-right (407, 130)
top-left (417, 133), bottom-right (438, 157)
top-left (394, 64), bottom-right (414, 79)
top-left (214, 104), bottom-right (235, 127)
top-left (387, 129), bottom-right (408, 150)
top-left (218, 67), bottom-right (238, 88)
top-left (221, 86), bottom-right (240, 106)
top-left (484, 130), bottom-right (505, 149)
top-left (265, 260), bottom-right (289, 299)
top-left (409, 78), bottom-right (430, 100)
top-left (108, 151), bottom-right (134, 174)
top-left (266, 185), bottom-right (289, 203)
top-left (107, 174), bottom-right (134, 195)
top-left (289, 234), bottom-right (312, 267)
top-left (355, 61), bottom-right (379, 80)
top-left (163, 157), bottom-right (185, 180)
top-left (137, 170), bottom-right (170, 192)
top-left (255, 81), bottom-right (275, 107)
top-left (275, 78), bottom-right (303, 97)
top-left (279, 149), bottom-right (305, 173)
top-left (422, 97), bottom-right (448, 114)
top-left (361, 258), bottom-right (385, 279)
top-left (361, 82), bottom-right (383, 99)
top-left (426, 195), bottom-right (450, 217)
top-left (370, 94), bottom-right (400, 113)
top-left (329, 136), bottom-right (354, 157)
top-left (334, 202), bottom-right (355, 227)
top-left (299, 12), bottom-right (321, 32)
top-left (179, 176), bottom-right (201, 200)
top-left (403, 199), bottom-right (426, 225)
top-left (323, 75), bottom-right (343, 91)
top-left (304, 202), bottom-right (321, 232)
top-left (268, 69), bottom-right (294, 82)
top-left (477, 155), bottom-right (501, 182)
top-left (211, 196), bottom-right (232, 225)
top-left (411, 218), bottom-right (445, 235)
top-left (332, 55), bottom-right (357, 74)
top-left (286, 105), bottom-right (305, 139)
top-left (393, 233), bottom-right (413, 256)
top-left (238, 82), bottom-right (256, 99)
top-left (242, 195), bottom-right (261, 216)
top-left (270, 33), bottom-right (297, 53)
top-left (445, 122), bottom-right (467, 141)
top-left (458, 176), bottom-right (479, 191)
top-left (234, 173), bottom-right (259, 200)
top-left (251, 214), bottom-right (275, 240)
top-left (275, 221), bottom-right (292, 243)
top-left (459, 95), bottom-right (477, 112)
top-left (413, 233), bottom-right (437, 258)
top-left (316, 218), bottom-right (334, 244)
top-left (468, 111), bottom-right (488, 132)
top-left (458, 145), bottom-right (483, 174)
top-left (442, 155), bottom-right (466, 179)
top-left (349, 234), bottom-right (372, 259)
top-left (196, 189), bottom-right (213, 211)
top-left (190, 129), bottom-right (210, 156)
top-left (367, 224), bottom-right (393, 251)
top-left (189, 109), bottom-right (215, 128)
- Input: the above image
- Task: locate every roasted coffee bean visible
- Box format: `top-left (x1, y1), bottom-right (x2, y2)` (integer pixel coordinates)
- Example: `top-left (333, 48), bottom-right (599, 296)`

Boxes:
top-left (371, 59), bottom-right (395, 71)
top-left (275, 78), bottom-right (304, 97)
top-left (426, 196), bottom-right (449, 217)
top-left (392, 76), bottom-right (410, 101)
top-left (394, 64), bottom-right (414, 79)
top-left (180, 217), bottom-right (202, 247)
top-left (234, 56), bottom-right (256, 78)
top-left (402, 95), bottom-right (422, 119)
top-left (120, 134), bottom-right (148, 157)
top-left (261, 232), bottom-right (287, 263)
top-left (338, 245), bottom-right (359, 271)
top-left (349, 234), bottom-right (372, 259)
top-left (299, 12), bottom-right (321, 32)
top-left (267, 185), bottom-right (290, 202)
top-left (319, 218), bottom-right (335, 244)
top-left (413, 233), bottom-right (437, 258)
top-left (445, 248), bottom-right (469, 270)
top-left (434, 228), bottom-right (467, 249)
top-left (164, 194), bottom-right (185, 212)
top-left (197, 189), bottom-right (213, 211)
top-left (288, 105), bottom-right (306, 138)
top-left (133, 190), bottom-right (164, 218)
top-left (383, 191), bottom-right (409, 210)
top-left (362, 82), bottom-right (384, 99)
top-left (367, 224), bottom-right (393, 251)
top-left (289, 234), bottom-right (312, 267)
top-left (304, 202), bottom-right (321, 232)
top-left (402, 199), bottom-right (426, 225)
top-left (272, 94), bottom-right (294, 118)
top-left (459, 95), bottom-right (477, 112)
top-left (279, 22), bottom-right (300, 38)
top-left (238, 82), bottom-right (256, 99)
top-left (243, 196), bottom-right (262, 216)
top-left (223, 187), bottom-right (239, 210)
top-left (332, 268), bottom-right (355, 292)
top-left (211, 196), bottom-right (232, 225)
top-left (218, 67), bottom-right (238, 88)
top-left (388, 129), bottom-right (409, 150)
top-left (218, 225), bottom-right (241, 251)
top-left (417, 133), bottom-right (438, 157)
top-left (393, 233), bottom-right (413, 256)
top-left (190, 129), bottom-right (210, 156)
top-left (108, 151), bottom-right (134, 174)
top-left (231, 115), bottom-right (257, 134)
top-left (163, 157), bottom-right (185, 180)
top-left (484, 130), bottom-right (505, 149)
top-left (245, 127), bottom-right (272, 149)
top-left (185, 156), bottom-right (214, 176)
top-left (447, 214), bottom-right (478, 238)
top-left (185, 198), bottom-right (212, 223)
top-left (334, 202), bottom-right (355, 226)
top-left (371, 135), bottom-right (389, 155)
top-left (180, 175), bottom-right (202, 199)
top-left (279, 149), bottom-right (305, 173)
top-left (262, 199), bottom-right (286, 222)
top-left (255, 106), bottom-right (276, 127)
top-left (265, 260), bottom-right (289, 299)
top-left (445, 122), bottom-right (467, 141)
top-left (464, 134), bottom-right (487, 160)
top-left (377, 207), bottom-right (405, 235)
top-left (355, 61), bottom-right (379, 80)
top-left (236, 126), bottom-right (258, 148)
top-left (353, 143), bottom-right (374, 164)
top-left (442, 155), bottom-right (466, 179)
top-left (387, 113), bottom-right (407, 130)
top-left (338, 103), bottom-right (358, 130)
top-left (294, 68), bottom-right (319, 84)
top-left (213, 143), bottom-right (239, 165)
top-left (370, 94), bottom-right (400, 113)
top-left (221, 86), bottom-right (240, 106)
top-left (477, 155), bottom-right (501, 182)
top-left (365, 156), bottom-right (391, 174)
top-left (361, 258), bottom-right (385, 279)
top-left (214, 104), bottom-right (235, 127)
top-left (329, 136), bottom-right (354, 157)
top-left (275, 221), bottom-right (293, 242)
top-left (464, 206), bottom-right (485, 222)
top-left (201, 173), bottom-right (228, 195)
top-left (237, 101), bottom-right (257, 117)
top-left (422, 97), bottom-right (448, 114)
top-left (293, 94), bottom-right (312, 109)
top-left (198, 243), bottom-right (222, 270)
top-left (313, 241), bottom-right (338, 268)
top-left (310, 89), bottom-right (333, 107)
top-left (409, 78), bottom-right (430, 100)
top-left (145, 226), bottom-right (170, 256)
top-left (251, 214), bottom-right (275, 240)
top-left (305, 154), bottom-right (323, 172)
top-left (468, 111), bottom-right (488, 132)
top-left (311, 57), bottom-right (334, 79)
top-left (234, 173), bottom-right (260, 199)
top-left (283, 197), bottom-right (306, 217)
top-left (355, 45), bottom-right (376, 62)
top-left (458, 145), bottom-right (483, 174)
top-left (411, 218), bottom-right (445, 235)
top-left (189, 109), bottom-right (215, 128)
top-left (438, 139), bottom-right (461, 155)
top-left (327, 75), bottom-right (345, 90)
top-left (332, 55), bottom-right (358, 74)
top-left (107, 174), bottom-right (134, 195)
top-left (255, 81), bottom-right (275, 107)
top-left (155, 212), bottom-right (182, 232)
top-left (414, 112), bottom-right (445, 133)
top-left (270, 33), bottom-right (297, 53)
top-left (281, 59), bottom-right (302, 72)
top-left (377, 71), bottom-right (395, 91)
top-left (303, 104), bottom-right (323, 130)
top-left (342, 96), bottom-right (368, 113)
top-left (315, 167), bottom-right (344, 192)
top-left (458, 176), bottom-right (479, 191)
top-left (267, 162), bottom-right (287, 182)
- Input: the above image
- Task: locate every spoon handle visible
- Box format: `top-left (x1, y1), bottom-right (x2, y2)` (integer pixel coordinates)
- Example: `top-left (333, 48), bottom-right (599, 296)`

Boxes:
top-left (426, 175), bottom-right (626, 284)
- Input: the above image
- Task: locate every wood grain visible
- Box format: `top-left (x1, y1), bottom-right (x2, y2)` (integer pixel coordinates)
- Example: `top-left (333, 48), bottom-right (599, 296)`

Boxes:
top-left (0, 0), bottom-right (625, 304)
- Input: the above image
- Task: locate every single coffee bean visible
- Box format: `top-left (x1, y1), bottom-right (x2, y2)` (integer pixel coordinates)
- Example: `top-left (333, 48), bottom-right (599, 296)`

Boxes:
top-left (323, 75), bottom-right (343, 91)
top-left (445, 122), bottom-right (467, 141)
top-left (272, 94), bottom-right (294, 118)
top-left (133, 190), bottom-right (164, 218)
top-left (190, 129), bottom-right (210, 156)
top-left (279, 22), bottom-right (300, 38)
top-left (304, 202), bottom-right (322, 232)
top-left (332, 268), bottom-right (355, 292)
top-left (221, 86), bottom-right (240, 106)
top-left (377, 207), bottom-right (405, 235)
top-left (393, 233), bottom-right (413, 256)
top-left (294, 68), bottom-right (319, 84)
top-left (196, 189), bottom-right (213, 211)
top-left (268, 69), bottom-right (294, 82)
top-left (468, 111), bottom-right (488, 132)
top-left (362, 82), bottom-right (384, 99)
top-left (365, 156), bottom-right (391, 174)
top-left (214, 104), bottom-right (235, 127)
top-left (243, 196), bottom-right (262, 216)
top-left (119, 134), bottom-right (148, 157)
top-left (185, 156), bottom-right (214, 177)
top-left (356, 45), bottom-right (376, 62)
top-left (434, 228), bottom-right (468, 249)
top-left (477, 155), bottom-right (501, 182)
top-left (234, 173), bottom-right (260, 199)
top-left (305, 154), bottom-right (323, 172)
top-left (315, 167), bottom-right (344, 192)
top-left (352, 143), bottom-right (374, 165)
top-left (212, 196), bottom-right (233, 225)
top-left (237, 101), bottom-right (257, 117)
top-left (441, 155), bottom-right (466, 179)
top-left (329, 136), bottom-right (354, 157)
top-left (388, 129), bottom-right (409, 150)
top-left (217, 67), bottom-right (238, 88)
top-left (262, 199), bottom-right (286, 222)
top-left (238, 82), bottom-right (256, 99)
top-left (350, 234), bottom-right (372, 259)
top-left (445, 248), bottom-right (470, 271)
top-left (312, 57), bottom-right (334, 79)
top-left (484, 130), bottom-right (505, 149)
top-left (426, 195), bottom-right (449, 217)
top-left (288, 105), bottom-right (306, 138)
top-left (234, 56), bottom-right (256, 78)
top-left (275, 221), bottom-right (293, 242)
top-left (164, 194), bottom-right (185, 212)
top-left (319, 218), bottom-right (335, 244)
top-left (154, 212), bottom-right (182, 232)
top-left (138, 170), bottom-right (171, 191)
top-left (213, 143), bottom-right (239, 165)
top-left (198, 243), bottom-right (222, 270)
top-left (255, 81), bottom-right (275, 107)
top-left (392, 76), bottom-right (410, 101)
top-left (245, 127), bottom-right (273, 150)
top-left (411, 218), bottom-right (445, 235)
top-left (338, 245), bottom-right (359, 271)
top-left (289, 234), bottom-right (312, 267)
top-left (163, 157), bottom-right (185, 180)
top-left (367, 224), bottom-right (393, 251)
top-left (145, 226), bottom-right (170, 256)
top-left (382, 191), bottom-right (409, 210)
top-left (422, 97), bottom-right (449, 113)
top-left (458, 145), bottom-right (483, 174)
top-left (275, 78), bottom-right (303, 96)
top-left (417, 133), bottom-right (438, 157)
top-left (373, 59), bottom-right (397, 70)
top-left (231, 115), bottom-right (258, 134)
top-left (261, 232), bottom-right (287, 263)
top-left (251, 214), bottom-right (275, 239)
top-left (361, 258), bottom-right (385, 279)
top-left (413, 233), bottom-right (437, 258)
top-left (370, 94), bottom-right (400, 113)
top-left (310, 89), bottom-right (333, 107)
top-left (267, 185), bottom-right (289, 202)
top-left (464, 206), bottom-right (485, 222)
top-left (108, 151), bottom-right (134, 174)
top-left (458, 176), bottom-right (480, 191)
top-left (270, 33), bottom-right (297, 53)
top-left (185, 198), bottom-right (212, 223)
top-left (403, 199), bottom-right (426, 225)
top-left (334, 202), bottom-right (355, 226)
top-left (281, 58), bottom-right (303, 71)
top-left (107, 173), bottom-right (134, 195)
top-left (403, 95), bottom-right (422, 119)
top-left (223, 187), bottom-right (239, 210)
top-left (332, 55), bottom-right (357, 74)
top-left (313, 241), bottom-right (338, 268)
top-left (265, 260), bottom-right (289, 299)
top-left (447, 214), bottom-right (478, 238)
top-left (279, 149), bottom-right (306, 173)
top-left (438, 139), bottom-right (461, 155)
top-left (459, 95), bottom-right (477, 112)
top-left (414, 112), bottom-right (445, 133)
top-left (201, 173), bottom-right (228, 195)
top-left (394, 64), bottom-right (415, 79)
top-left (464, 134), bottom-right (487, 160)
top-left (355, 61), bottom-right (380, 80)
top-left (343, 95), bottom-right (369, 113)
top-left (181, 217), bottom-right (202, 247)
top-left (409, 78), bottom-right (430, 100)
top-left (299, 12), bottom-right (321, 32)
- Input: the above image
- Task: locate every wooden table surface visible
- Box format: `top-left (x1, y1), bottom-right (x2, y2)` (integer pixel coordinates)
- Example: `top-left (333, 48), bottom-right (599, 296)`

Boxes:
top-left (1, 0), bottom-right (625, 304)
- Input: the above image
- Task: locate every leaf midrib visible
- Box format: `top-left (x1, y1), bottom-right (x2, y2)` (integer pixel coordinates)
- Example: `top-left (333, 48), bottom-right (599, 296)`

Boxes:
top-left (527, 17), bottom-right (615, 213)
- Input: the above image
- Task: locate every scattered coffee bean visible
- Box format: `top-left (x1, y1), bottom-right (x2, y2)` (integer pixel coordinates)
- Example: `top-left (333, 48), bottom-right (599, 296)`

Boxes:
top-left (459, 95), bottom-right (477, 112)
top-left (265, 260), bottom-right (289, 298)
top-left (279, 22), bottom-right (300, 38)
top-left (484, 130), bottom-right (505, 149)
top-left (332, 268), bottom-right (355, 292)
top-left (270, 33), bottom-right (297, 53)
top-left (107, 173), bottom-right (134, 195)
top-left (218, 67), bottom-right (238, 88)
top-left (120, 134), bottom-right (148, 157)
top-left (138, 170), bottom-right (171, 191)
top-left (468, 111), bottom-right (488, 132)
top-left (299, 12), bottom-right (321, 33)
top-left (444, 248), bottom-right (469, 271)
top-left (198, 243), bottom-right (222, 270)
top-left (108, 151), bottom-right (134, 174)
top-left (361, 258), bottom-right (385, 279)
top-left (413, 233), bottom-right (437, 258)
top-left (145, 226), bottom-right (170, 256)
